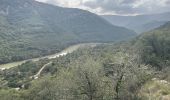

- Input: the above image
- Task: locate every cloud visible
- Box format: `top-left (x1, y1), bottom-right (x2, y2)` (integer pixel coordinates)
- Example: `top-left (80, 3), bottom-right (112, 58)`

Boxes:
top-left (36, 0), bottom-right (170, 15)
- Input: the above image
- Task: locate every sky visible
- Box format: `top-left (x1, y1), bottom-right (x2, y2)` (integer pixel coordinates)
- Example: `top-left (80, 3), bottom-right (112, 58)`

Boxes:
top-left (36, 0), bottom-right (170, 15)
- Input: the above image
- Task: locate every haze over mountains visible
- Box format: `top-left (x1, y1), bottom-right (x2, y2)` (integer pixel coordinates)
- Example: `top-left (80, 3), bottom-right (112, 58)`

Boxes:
top-left (102, 12), bottom-right (170, 33)
top-left (0, 0), bottom-right (136, 63)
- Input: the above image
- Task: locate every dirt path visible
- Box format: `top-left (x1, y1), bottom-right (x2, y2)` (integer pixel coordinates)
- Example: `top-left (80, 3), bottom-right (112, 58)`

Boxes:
top-left (33, 62), bottom-right (52, 79)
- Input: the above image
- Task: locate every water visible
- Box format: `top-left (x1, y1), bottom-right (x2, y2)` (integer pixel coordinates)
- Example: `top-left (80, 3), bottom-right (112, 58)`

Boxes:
top-left (0, 43), bottom-right (98, 69)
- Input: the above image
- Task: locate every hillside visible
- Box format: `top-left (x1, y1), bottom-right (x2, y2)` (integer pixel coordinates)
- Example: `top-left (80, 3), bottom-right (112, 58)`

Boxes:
top-left (0, 43), bottom-right (153, 100)
top-left (102, 12), bottom-right (170, 33)
top-left (0, 0), bottom-right (170, 100)
top-left (133, 22), bottom-right (170, 99)
top-left (0, 22), bottom-right (170, 100)
top-left (0, 0), bottom-right (136, 64)
top-left (133, 21), bottom-right (170, 69)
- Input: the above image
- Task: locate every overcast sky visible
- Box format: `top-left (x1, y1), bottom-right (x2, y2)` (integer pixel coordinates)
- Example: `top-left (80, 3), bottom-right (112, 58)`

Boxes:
top-left (36, 0), bottom-right (170, 15)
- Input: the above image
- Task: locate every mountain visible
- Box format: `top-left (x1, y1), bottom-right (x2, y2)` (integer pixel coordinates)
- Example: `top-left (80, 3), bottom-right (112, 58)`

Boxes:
top-left (131, 20), bottom-right (166, 33)
top-left (0, 0), bottom-right (136, 64)
top-left (102, 12), bottom-right (170, 33)
top-left (130, 22), bottom-right (170, 99)
top-left (133, 21), bottom-right (170, 69)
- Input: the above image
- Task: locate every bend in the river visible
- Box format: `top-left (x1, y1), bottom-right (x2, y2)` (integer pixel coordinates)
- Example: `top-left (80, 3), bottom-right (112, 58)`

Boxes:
top-left (0, 43), bottom-right (99, 69)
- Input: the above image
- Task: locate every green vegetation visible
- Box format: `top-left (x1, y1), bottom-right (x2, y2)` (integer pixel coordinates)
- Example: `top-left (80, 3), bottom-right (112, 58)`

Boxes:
top-left (1, 22), bottom-right (170, 100)
top-left (139, 78), bottom-right (170, 100)
top-left (133, 22), bottom-right (170, 70)
top-left (0, 43), bottom-right (153, 100)
top-left (0, 0), bottom-right (136, 64)
top-left (0, 0), bottom-right (170, 99)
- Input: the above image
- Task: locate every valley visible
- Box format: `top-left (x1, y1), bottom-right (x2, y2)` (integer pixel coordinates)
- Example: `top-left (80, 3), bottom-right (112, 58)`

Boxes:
top-left (0, 0), bottom-right (136, 64)
top-left (0, 43), bottom-right (98, 69)
top-left (0, 0), bottom-right (170, 100)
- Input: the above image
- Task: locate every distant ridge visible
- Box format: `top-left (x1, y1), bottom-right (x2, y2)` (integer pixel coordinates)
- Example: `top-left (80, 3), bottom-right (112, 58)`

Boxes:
top-left (102, 12), bottom-right (170, 33)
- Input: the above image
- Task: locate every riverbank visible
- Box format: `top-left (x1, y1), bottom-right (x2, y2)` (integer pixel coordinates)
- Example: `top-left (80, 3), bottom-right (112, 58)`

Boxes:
top-left (0, 43), bottom-right (99, 69)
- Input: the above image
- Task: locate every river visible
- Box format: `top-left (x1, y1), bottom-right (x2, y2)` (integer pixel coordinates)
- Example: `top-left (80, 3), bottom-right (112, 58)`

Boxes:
top-left (0, 43), bottom-right (98, 69)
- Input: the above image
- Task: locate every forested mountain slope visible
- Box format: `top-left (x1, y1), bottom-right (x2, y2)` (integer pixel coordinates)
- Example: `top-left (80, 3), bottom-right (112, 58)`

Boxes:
top-left (133, 21), bottom-right (170, 69)
top-left (0, 43), bottom-right (153, 100)
top-left (0, 22), bottom-right (170, 100)
top-left (132, 22), bottom-right (170, 99)
top-left (0, 0), bottom-right (136, 64)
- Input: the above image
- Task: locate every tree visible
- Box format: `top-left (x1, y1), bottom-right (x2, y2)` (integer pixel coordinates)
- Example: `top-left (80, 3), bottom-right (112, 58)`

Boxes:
top-left (70, 57), bottom-right (115, 100)
top-left (103, 52), bottom-right (153, 100)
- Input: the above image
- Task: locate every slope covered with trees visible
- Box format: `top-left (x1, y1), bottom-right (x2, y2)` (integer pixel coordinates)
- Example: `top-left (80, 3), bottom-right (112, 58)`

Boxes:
top-left (1, 1), bottom-right (170, 99)
top-left (1, 22), bottom-right (170, 100)
top-left (133, 21), bottom-right (170, 69)
top-left (0, 0), bottom-right (136, 64)
top-left (0, 43), bottom-right (153, 100)
top-left (1, 21), bottom-right (170, 99)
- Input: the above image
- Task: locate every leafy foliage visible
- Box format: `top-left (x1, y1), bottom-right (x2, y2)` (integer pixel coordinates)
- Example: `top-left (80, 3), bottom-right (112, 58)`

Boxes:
top-left (133, 22), bottom-right (170, 69)
top-left (0, 43), bottom-right (153, 100)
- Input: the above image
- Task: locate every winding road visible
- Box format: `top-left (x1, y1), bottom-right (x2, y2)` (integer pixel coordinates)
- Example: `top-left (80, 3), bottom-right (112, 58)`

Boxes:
top-left (33, 61), bottom-right (52, 79)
